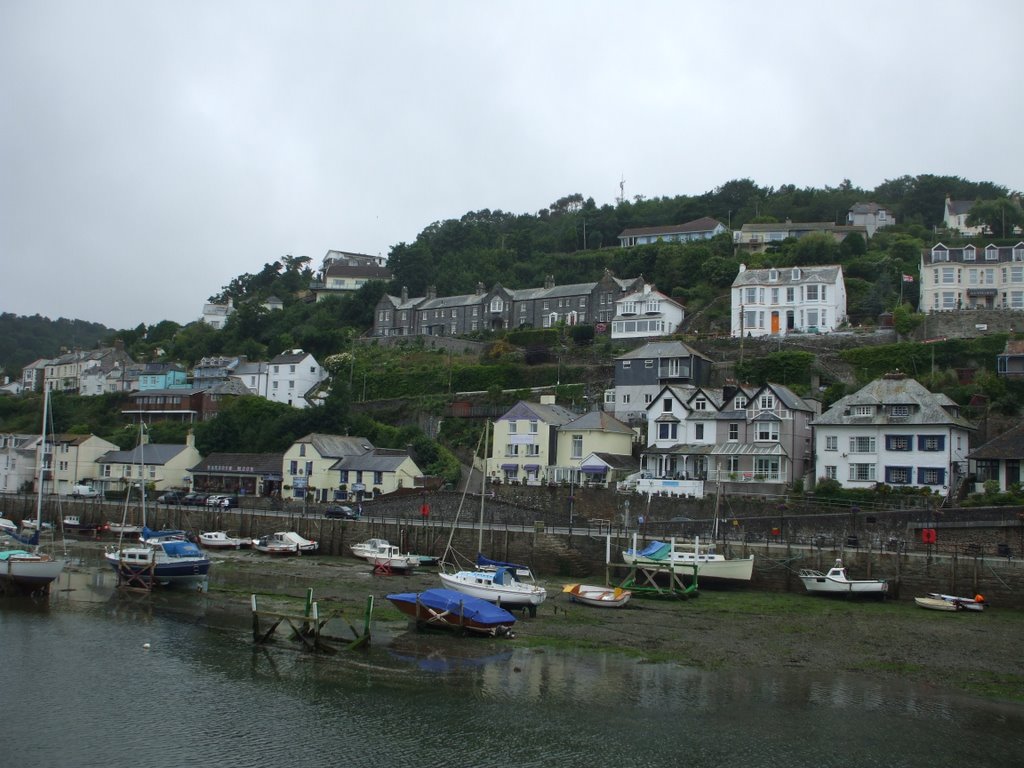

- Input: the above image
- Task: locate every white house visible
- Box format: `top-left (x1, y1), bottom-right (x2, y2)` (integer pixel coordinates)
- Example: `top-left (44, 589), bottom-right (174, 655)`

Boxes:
top-left (201, 299), bottom-right (234, 329)
top-left (943, 196), bottom-right (986, 236)
top-left (918, 241), bottom-right (1024, 312)
top-left (610, 284), bottom-right (685, 340)
top-left (847, 202), bottom-right (895, 238)
top-left (812, 373), bottom-right (973, 494)
top-left (617, 217), bottom-right (726, 247)
top-left (731, 264), bottom-right (847, 337)
top-left (267, 349), bottom-right (327, 408)
top-left (0, 433), bottom-right (37, 494)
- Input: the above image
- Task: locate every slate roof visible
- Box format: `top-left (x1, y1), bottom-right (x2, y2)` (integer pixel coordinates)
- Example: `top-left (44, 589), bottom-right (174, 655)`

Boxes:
top-left (498, 400), bottom-right (577, 427)
top-left (98, 444), bottom-right (190, 466)
top-left (190, 452), bottom-right (284, 474)
top-left (297, 433), bottom-right (374, 457)
top-left (330, 449), bottom-right (416, 473)
top-left (732, 265), bottom-right (842, 287)
top-left (968, 423), bottom-right (1024, 460)
top-left (583, 452), bottom-right (640, 471)
top-left (813, 375), bottom-right (974, 429)
top-left (615, 340), bottom-right (711, 362)
top-left (560, 410), bottom-right (634, 434)
top-left (617, 217), bottom-right (724, 238)
top-left (270, 350), bottom-right (315, 365)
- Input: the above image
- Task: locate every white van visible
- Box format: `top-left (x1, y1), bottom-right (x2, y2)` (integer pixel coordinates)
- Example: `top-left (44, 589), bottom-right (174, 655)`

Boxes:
top-left (71, 484), bottom-right (101, 498)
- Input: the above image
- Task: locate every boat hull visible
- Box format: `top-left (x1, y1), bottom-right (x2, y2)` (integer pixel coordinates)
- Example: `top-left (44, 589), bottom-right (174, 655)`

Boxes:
top-left (0, 553), bottom-right (64, 590)
top-left (388, 589), bottom-right (517, 636)
top-left (798, 560), bottom-right (887, 596)
top-left (105, 545), bottom-right (211, 587)
top-left (563, 583), bottom-right (631, 608)
top-left (438, 570), bottom-right (547, 607)
top-left (915, 596), bottom-right (960, 611)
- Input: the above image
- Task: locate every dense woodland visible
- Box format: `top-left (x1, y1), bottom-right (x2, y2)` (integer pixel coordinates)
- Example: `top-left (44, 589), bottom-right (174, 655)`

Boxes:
top-left (2, 173), bottom-right (1021, 469)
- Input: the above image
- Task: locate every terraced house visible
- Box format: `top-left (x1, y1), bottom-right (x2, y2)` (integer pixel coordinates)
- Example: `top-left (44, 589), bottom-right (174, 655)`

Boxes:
top-left (372, 271), bottom-right (644, 337)
top-left (918, 241), bottom-right (1024, 311)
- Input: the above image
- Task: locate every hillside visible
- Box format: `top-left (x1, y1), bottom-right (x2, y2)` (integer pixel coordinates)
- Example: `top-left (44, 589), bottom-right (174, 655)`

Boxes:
top-left (0, 313), bottom-right (113, 376)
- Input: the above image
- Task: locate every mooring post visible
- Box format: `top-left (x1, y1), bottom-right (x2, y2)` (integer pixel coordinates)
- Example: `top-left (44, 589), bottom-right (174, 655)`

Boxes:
top-left (251, 594), bottom-right (259, 640)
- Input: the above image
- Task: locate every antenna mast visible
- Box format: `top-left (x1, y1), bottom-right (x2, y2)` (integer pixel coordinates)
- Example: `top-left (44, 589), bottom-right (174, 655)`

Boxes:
top-left (617, 174), bottom-right (626, 205)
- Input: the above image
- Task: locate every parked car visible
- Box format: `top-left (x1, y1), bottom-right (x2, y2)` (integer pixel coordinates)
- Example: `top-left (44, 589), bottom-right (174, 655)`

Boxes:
top-left (182, 492), bottom-right (209, 506)
top-left (71, 484), bottom-right (101, 498)
top-left (324, 504), bottom-right (358, 520)
top-left (205, 494), bottom-right (226, 507)
top-left (157, 490), bottom-right (187, 505)
top-left (219, 496), bottom-right (239, 508)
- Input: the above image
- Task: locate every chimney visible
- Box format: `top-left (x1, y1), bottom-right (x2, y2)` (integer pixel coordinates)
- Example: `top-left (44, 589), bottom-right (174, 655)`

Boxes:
top-left (738, 263), bottom-right (747, 273)
top-left (401, 286), bottom-right (408, 302)
top-left (544, 275), bottom-right (555, 290)
top-left (186, 430), bottom-right (195, 449)
top-left (723, 379), bottom-right (737, 404)
top-left (540, 394), bottom-right (556, 405)
top-left (426, 285), bottom-right (437, 300)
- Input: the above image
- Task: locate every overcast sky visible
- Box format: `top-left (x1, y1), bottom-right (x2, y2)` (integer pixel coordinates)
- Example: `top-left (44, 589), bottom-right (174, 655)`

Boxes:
top-left (1, 1), bottom-right (1020, 330)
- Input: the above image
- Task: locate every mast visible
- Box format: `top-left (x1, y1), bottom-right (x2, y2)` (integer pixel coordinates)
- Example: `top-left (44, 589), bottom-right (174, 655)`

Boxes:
top-left (478, 419), bottom-right (488, 552)
top-left (34, 389), bottom-right (49, 532)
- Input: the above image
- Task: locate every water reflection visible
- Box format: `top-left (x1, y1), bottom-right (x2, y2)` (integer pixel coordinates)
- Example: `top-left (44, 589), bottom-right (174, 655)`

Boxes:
top-left (4, 565), bottom-right (1023, 768)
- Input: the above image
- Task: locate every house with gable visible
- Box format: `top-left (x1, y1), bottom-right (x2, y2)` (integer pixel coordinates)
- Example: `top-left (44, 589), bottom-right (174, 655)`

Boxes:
top-left (201, 299), bottom-right (234, 329)
top-left (617, 217), bottom-right (727, 247)
top-left (230, 360), bottom-right (270, 396)
top-left (731, 264), bottom-right (847, 337)
top-left (943, 195), bottom-right (986, 236)
top-left (847, 202), bottom-right (895, 238)
top-left (96, 433), bottom-right (203, 494)
top-left (188, 452), bottom-right (284, 497)
top-left (47, 433), bottom-right (121, 495)
top-left (605, 340), bottom-right (713, 425)
top-left (812, 372), bottom-right (973, 495)
top-left (0, 433), bottom-right (38, 494)
top-left (635, 381), bottom-right (816, 498)
top-left (610, 284), bottom-right (685, 341)
top-left (267, 349), bottom-right (326, 408)
top-left (283, 433), bottom-right (375, 501)
top-left (329, 448), bottom-right (423, 501)
top-left (20, 358), bottom-right (50, 393)
top-left (487, 396), bottom-right (578, 485)
top-left (552, 409), bottom-right (637, 488)
top-left (733, 221), bottom-right (867, 253)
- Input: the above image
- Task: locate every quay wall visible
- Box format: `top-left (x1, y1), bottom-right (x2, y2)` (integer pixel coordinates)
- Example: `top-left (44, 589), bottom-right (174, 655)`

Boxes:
top-left (6, 492), bottom-right (1024, 607)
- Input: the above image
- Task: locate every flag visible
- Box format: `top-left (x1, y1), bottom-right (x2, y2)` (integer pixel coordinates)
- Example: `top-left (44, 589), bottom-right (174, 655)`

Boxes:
top-left (902, 274), bottom-right (914, 283)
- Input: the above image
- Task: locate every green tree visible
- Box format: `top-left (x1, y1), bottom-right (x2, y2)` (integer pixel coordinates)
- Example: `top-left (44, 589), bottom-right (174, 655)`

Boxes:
top-left (967, 199), bottom-right (1024, 239)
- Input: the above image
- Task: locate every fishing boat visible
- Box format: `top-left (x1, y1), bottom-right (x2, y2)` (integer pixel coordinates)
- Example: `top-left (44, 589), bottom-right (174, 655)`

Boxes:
top-left (199, 530), bottom-right (254, 550)
top-left (108, 521), bottom-right (144, 536)
top-left (798, 559), bottom-right (888, 596)
top-left (562, 583), bottom-right (632, 608)
top-left (369, 544), bottom-right (418, 574)
top-left (105, 424), bottom-right (211, 589)
top-left (387, 588), bottom-right (517, 637)
top-left (62, 515), bottom-right (106, 535)
top-left (253, 531), bottom-right (318, 555)
top-left (622, 537), bottom-right (754, 582)
top-left (914, 596), bottom-right (962, 611)
top-left (0, 390), bottom-right (67, 594)
top-left (926, 592), bottom-right (986, 612)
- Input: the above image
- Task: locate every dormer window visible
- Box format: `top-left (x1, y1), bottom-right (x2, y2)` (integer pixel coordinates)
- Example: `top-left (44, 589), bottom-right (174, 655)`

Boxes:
top-left (769, 269), bottom-right (779, 282)
top-left (693, 397), bottom-right (708, 411)
top-left (963, 246), bottom-right (976, 261)
top-left (985, 246), bottom-right (999, 261)
top-left (891, 405), bottom-right (909, 417)
top-left (931, 245), bottom-right (949, 263)
top-left (1014, 243), bottom-right (1024, 262)
top-left (734, 396), bottom-right (747, 409)
top-left (791, 268), bottom-right (801, 280)
top-left (853, 405), bottom-right (873, 416)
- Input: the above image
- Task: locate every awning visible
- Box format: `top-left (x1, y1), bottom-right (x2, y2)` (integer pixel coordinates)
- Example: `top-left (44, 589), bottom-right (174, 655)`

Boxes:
top-left (523, 464), bottom-right (540, 471)
top-left (501, 464), bottom-right (518, 471)
top-left (581, 466), bottom-right (607, 474)
top-left (967, 288), bottom-right (998, 297)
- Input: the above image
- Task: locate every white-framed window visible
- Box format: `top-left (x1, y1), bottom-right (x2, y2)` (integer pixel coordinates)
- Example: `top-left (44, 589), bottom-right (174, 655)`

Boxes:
top-left (571, 435), bottom-right (583, 459)
top-left (505, 443), bottom-right (519, 457)
top-left (849, 463), bottom-right (876, 482)
top-left (825, 435), bottom-right (837, 451)
top-left (508, 421), bottom-right (517, 434)
top-left (524, 444), bottom-right (540, 457)
top-left (806, 285), bottom-right (819, 301)
top-left (759, 394), bottom-right (775, 409)
top-left (985, 247), bottom-right (999, 261)
top-left (849, 436), bottom-right (876, 453)
top-left (658, 423), bottom-right (677, 440)
top-left (529, 420), bottom-right (538, 434)
top-left (891, 405), bottom-right (909, 417)
top-left (824, 465), bottom-right (837, 480)
top-left (756, 422), bottom-right (779, 441)
top-left (729, 423), bottom-right (739, 441)
top-left (853, 405), bottom-right (873, 416)
top-left (693, 397), bottom-right (707, 411)
top-left (963, 246), bottom-right (976, 261)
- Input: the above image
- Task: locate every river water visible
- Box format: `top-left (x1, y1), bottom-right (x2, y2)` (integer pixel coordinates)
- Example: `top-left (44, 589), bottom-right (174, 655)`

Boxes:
top-left (3, 568), bottom-right (1023, 768)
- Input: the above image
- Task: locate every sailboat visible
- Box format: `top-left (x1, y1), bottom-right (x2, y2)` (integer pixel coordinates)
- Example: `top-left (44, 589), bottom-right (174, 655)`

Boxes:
top-left (104, 425), bottom-right (211, 589)
top-left (437, 421), bottom-right (547, 613)
top-left (0, 390), bottom-right (66, 594)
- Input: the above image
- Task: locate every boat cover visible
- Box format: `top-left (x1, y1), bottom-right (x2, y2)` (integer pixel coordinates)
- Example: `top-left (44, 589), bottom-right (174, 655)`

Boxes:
top-left (142, 526), bottom-right (187, 541)
top-left (0, 550), bottom-right (31, 561)
top-left (6, 529), bottom-right (40, 547)
top-left (161, 541), bottom-right (204, 558)
top-left (387, 588), bottom-right (516, 625)
top-left (629, 541), bottom-right (672, 559)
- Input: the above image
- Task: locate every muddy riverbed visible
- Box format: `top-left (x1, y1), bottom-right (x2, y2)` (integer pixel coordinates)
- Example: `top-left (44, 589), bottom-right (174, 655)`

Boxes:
top-left (125, 545), bottom-right (1019, 704)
